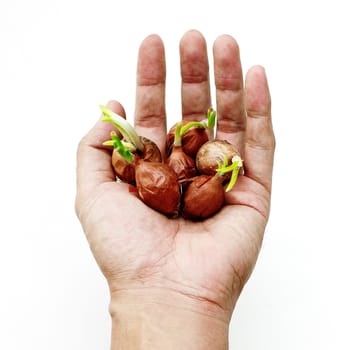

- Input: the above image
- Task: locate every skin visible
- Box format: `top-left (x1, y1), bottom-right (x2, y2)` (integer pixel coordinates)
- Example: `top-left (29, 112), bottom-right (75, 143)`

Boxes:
top-left (75, 30), bottom-right (275, 349)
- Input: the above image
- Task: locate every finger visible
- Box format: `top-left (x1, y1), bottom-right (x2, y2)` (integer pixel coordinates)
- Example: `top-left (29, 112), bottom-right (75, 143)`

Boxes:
top-left (134, 34), bottom-right (167, 155)
top-left (213, 35), bottom-right (245, 153)
top-left (76, 100), bottom-right (126, 204)
top-left (244, 66), bottom-right (275, 192)
top-left (180, 30), bottom-right (211, 121)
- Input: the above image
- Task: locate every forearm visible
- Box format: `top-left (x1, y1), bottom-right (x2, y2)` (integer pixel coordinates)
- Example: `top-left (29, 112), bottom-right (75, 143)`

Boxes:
top-left (109, 290), bottom-right (230, 350)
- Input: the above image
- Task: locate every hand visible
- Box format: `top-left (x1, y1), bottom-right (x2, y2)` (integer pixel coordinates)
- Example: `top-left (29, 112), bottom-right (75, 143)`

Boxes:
top-left (75, 30), bottom-right (275, 349)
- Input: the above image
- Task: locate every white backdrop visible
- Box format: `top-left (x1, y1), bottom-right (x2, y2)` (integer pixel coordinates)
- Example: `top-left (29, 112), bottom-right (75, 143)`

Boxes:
top-left (1, 0), bottom-right (349, 348)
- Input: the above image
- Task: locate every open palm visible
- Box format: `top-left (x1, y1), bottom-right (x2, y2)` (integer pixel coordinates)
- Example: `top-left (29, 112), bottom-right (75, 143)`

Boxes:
top-left (75, 30), bottom-right (275, 322)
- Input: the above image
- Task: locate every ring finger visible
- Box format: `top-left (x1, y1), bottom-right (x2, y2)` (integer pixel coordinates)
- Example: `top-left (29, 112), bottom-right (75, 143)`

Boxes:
top-left (213, 35), bottom-right (246, 155)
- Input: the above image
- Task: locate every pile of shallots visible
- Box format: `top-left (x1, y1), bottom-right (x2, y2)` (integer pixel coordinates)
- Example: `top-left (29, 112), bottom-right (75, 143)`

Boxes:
top-left (101, 105), bottom-right (243, 220)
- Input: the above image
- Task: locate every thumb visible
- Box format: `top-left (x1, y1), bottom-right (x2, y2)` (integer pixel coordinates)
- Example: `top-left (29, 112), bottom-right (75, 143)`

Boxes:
top-left (75, 100), bottom-right (126, 213)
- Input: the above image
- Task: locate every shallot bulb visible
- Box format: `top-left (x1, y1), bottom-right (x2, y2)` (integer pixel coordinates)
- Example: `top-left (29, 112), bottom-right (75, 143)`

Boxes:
top-left (166, 146), bottom-right (197, 188)
top-left (110, 136), bottom-right (161, 183)
top-left (165, 122), bottom-right (197, 189)
top-left (196, 140), bottom-right (240, 178)
top-left (100, 104), bottom-right (243, 220)
top-left (166, 108), bottom-right (216, 158)
top-left (182, 175), bottom-right (226, 220)
top-left (182, 155), bottom-right (243, 219)
top-left (166, 121), bottom-right (209, 158)
top-left (135, 160), bottom-right (181, 217)
top-left (111, 149), bottom-right (136, 183)
top-left (101, 105), bottom-right (162, 183)
top-left (140, 136), bottom-right (162, 162)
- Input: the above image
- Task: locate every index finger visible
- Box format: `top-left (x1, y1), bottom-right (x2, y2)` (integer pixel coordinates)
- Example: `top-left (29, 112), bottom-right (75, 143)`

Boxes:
top-left (134, 34), bottom-right (167, 155)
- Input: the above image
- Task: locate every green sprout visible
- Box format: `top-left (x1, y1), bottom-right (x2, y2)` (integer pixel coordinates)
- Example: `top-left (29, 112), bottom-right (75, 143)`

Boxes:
top-left (179, 107), bottom-right (217, 137)
top-left (217, 155), bottom-right (243, 192)
top-left (206, 108), bottom-right (216, 129)
top-left (103, 131), bottom-right (134, 163)
top-left (173, 122), bottom-right (183, 147)
top-left (99, 105), bottom-right (144, 152)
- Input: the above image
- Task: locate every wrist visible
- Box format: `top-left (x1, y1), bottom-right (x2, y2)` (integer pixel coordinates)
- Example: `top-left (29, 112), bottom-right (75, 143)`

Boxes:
top-left (109, 288), bottom-right (230, 350)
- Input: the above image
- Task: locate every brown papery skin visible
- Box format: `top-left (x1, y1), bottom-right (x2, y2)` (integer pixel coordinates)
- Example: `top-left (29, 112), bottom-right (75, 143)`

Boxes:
top-left (182, 175), bottom-right (225, 220)
top-left (196, 140), bottom-right (239, 178)
top-left (139, 136), bottom-right (162, 162)
top-left (135, 160), bottom-right (181, 217)
top-left (166, 121), bottom-right (209, 159)
top-left (111, 150), bottom-right (135, 183)
top-left (112, 137), bottom-right (162, 184)
top-left (165, 146), bottom-right (197, 186)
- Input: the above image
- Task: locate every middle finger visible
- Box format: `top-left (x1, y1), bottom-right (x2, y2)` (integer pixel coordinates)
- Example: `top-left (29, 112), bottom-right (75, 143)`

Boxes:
top-left (180, 30), bottom-right (212, 121)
